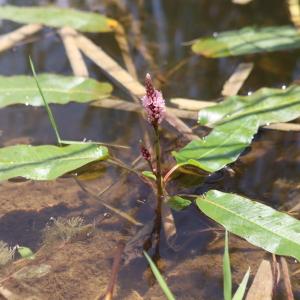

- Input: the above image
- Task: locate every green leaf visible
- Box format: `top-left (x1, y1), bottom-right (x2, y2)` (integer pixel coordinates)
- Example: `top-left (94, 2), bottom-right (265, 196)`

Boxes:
top-left (30, 58), bottom-right (61, 145)
top-left (196, 190), bottom-right (300, 261)
top-left (0, 5), bottom-right (118, 32)
top-left (232, 268), bottom-right (250, 300)
top-left (143, 251), bottom-right (176, 300)
top-left (142, 171), bottom-right (156, 181)
top-left (192, 26), bottom-right (300, 57)
top-left (0, 144), bottom-right (108, 181)
top-left (223, 231), bottom-right (232, 300)
top-left (174, 84), bottom-right (300, 173)
top-left (173, 117), bottom-right (259, 173)
top-left (167, 196), bottom-right (192, 211)
top-left (199, 85), bottom-right (300, 127)
top-left (0, 74), bottom-right (112, 108)
top-left (17, 246), bottom-right (35, 260)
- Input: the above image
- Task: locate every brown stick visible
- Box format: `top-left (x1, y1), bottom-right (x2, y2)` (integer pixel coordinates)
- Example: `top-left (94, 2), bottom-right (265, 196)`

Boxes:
top-left (280, 257), bottom-right (295, 300)
top-left (221, 63), bottom-right (253, 96)
top-left (59, 27), bottom-right (88, 77)
top-left (114, 23), bottom-right (138, 79)
top-left (98, 242), bottom-right (125, 300)
top-left (0, 24), bottom-right (43, 53)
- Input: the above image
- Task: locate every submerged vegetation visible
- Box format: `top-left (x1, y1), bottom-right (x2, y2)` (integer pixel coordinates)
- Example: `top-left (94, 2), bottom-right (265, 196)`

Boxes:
top-left (0, 1), bottom-right (299, 299)
top-left (0, 241), bottom-right (14, 267)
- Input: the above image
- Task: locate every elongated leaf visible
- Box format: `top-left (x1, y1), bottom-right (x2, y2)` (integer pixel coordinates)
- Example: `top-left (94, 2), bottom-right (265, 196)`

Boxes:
top-left (0, 144), bottom-right (108, 181)
top-left (143, 251), bottom-right (176, 300)
top-left (199, 85), bottom-right (300, 127)
top-left (223, 231), bottom-right (232, 300)
top-left (192, 26), bottom-right (300, 57)
top-left (173, 117), bottom-right (259, 172)
top-left (30, 58), bottom-right (61, 145)
top-left (232, 268), bottom-right (250, 300)
top-left (0, 5), bottom-right (117, 32)
top-left (196, 190), bottom-right (300, 261)
top-left (0, 74), bottom-right (112, 108)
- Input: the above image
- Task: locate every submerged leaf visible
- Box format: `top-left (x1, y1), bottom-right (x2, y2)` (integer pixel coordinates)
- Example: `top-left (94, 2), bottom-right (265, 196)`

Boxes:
top-left (167, 196), bottom-right (192, 211)
top-left (12, 264), bottom-right (51, 280)
top-left (173, 117), bottom-right (259, 172)
top-left (196, 190), bottom-right (300, 261)
top-left (0, 144), bottom-right (108, 181)
top-left (0, 74), bottom-right (112, 108)
top-left (192, 26), bottom-right (300, 57)
top-left (17, 246), bottom-right (35, 260)
top-left (0, 5), bottom-right (118, 32)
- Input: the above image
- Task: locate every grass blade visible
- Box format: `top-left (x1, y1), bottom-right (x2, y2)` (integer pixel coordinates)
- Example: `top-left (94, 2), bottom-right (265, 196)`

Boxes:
top-left (143, 251), bottom-right (176, 300)
top-left (232, 268), bottom-right (250, 300)
top-left (29, 57), bottom-right (62, 145)
top-left (223, 230), bottom-right (232, 300)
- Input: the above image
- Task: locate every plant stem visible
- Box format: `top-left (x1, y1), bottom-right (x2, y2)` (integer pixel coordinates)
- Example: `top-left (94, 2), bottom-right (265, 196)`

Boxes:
top-left (154, 124), bottom-right (163, 219)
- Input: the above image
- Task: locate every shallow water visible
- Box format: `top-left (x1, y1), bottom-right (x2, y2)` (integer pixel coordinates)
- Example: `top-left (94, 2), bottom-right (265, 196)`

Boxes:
top-left (0, 0), bottom-right (299, 299)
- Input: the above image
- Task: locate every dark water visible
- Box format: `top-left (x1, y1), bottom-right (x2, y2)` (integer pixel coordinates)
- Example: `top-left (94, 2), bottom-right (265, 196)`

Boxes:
top-left (0, 0), bottom-right (299, 299)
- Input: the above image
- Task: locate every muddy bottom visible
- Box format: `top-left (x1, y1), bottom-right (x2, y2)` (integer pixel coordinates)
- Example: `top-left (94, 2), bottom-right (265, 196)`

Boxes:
top-left (0, 151), bottom-right (298, 300)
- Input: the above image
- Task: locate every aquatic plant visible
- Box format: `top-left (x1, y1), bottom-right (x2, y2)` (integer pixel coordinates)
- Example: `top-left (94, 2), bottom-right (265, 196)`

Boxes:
top-left (43, 217), bottom-right (90, 244)
top-left (140, 74), bottom-right (165, 221)
top-left (0, 241), bottom-right (14, 267)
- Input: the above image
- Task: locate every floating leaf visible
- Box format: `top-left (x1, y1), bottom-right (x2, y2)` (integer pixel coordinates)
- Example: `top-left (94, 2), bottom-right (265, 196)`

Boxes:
top-left (167, 196), bottom-right (192, 211)
top-left (0, 5), bottom-right (118, 32)
top-left (199, 84), bottom-right (300, 127)
top-left (142, 171), bottom-right (156, 181)
top-left (0, 74), bottom-right (112, 108)
top-left (0, 144), bottom-right (108, 181)
top-left (192, 26), bottom-right (300, 58)
top-left (173, 117), bottom-right (259, 172)
top-left (196, 190), bottom-right (300, 261)
top-left (174, 85), bottom-right (300, 173)
top-left (17, 246), bottom-right (35, 260)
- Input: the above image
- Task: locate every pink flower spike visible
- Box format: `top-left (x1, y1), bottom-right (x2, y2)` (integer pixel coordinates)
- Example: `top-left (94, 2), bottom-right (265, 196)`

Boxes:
top-left (141, 73), bottom-right (166, 125)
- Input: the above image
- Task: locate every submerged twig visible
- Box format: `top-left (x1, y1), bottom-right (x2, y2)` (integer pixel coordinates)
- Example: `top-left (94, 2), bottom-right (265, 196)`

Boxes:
top-left (61, 139), bottom-right (130, 150)
top-left (0, 24), bottom-right (43, 53)
top-left (59, 27), bottom-right (88, 77)
top-left (221, 63), bottom-right (253, 97)
top-left (246, 259), bottom-right (277, 300)
top-left (114, 23), bottom-right (137, 79)
top-left (98, 242), bottom-right (125, 300)
top-left (73, 176), bottom-right (143, 226)
top-left (280, 257), bottom-right (295, 300)
top-left (91, 98), bottom-right (197, 120)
